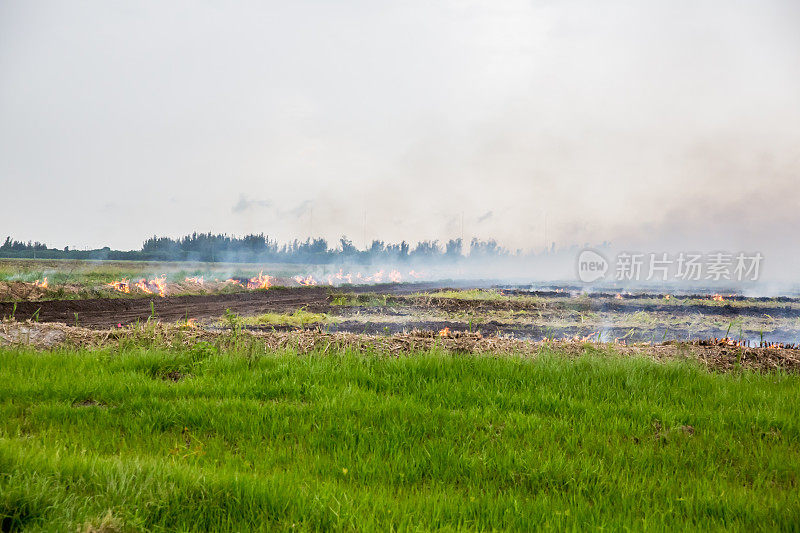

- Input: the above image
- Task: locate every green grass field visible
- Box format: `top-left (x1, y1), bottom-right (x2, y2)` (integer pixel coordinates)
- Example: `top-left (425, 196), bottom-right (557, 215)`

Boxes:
top-left (1, 344), bottom-right (798, 531)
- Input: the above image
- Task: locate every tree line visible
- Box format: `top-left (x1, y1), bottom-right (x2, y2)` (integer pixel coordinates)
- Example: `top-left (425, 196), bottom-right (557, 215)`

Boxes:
top-left (0, 233), bottom-right (522, 264)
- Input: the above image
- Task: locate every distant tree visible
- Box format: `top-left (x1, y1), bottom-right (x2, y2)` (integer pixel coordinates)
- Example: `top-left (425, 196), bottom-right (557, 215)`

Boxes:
top-left (411, 240), bottom-right (441, 259)
top-left (386, 241), bottom-right (410, 261)
top-left (445, 238), bottom-right (462, 260)
top-left (368, 240), bottom-right (385, 256)
top-left (0, 237), bottom-right (48, 252)
top-left (339, 236), bottom-right (357, 256)
top-left (469, 238), bottom-right (506, 258)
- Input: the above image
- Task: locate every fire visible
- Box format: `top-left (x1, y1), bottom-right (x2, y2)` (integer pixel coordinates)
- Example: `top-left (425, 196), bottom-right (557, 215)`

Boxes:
top-left (134, 276), bottom-right (167, 297)
top-left (293, 275), bottom-right (317, 286)
top-left (664, 294), bottom-right (671, 300)
top-left (615, 293), bottom-right (623, 300)
top-left (312, 268), bottom-right (420, 286)
top-left (97, 266), bottom-right (426, 298)
top-left (439, 327), bottom-right (451, 337)
top-left (33, 277), bottom-right (48, 288)
top-left (151, 276), bottom-right (167, 297)
top-left (327, 269), bottom-right (353, 284)
top-left (760, 341), bottom-right (797, 350)
top-left (107, 279), bottom-right (131, 293)
top-left (134, 279), bottom-right (152, 294)
top-left (712, 294), bottom-right (724, 302)
top-left (362, 270), bottom-right (384, 283)
top-left (246, 270), bottom-right (272, 290)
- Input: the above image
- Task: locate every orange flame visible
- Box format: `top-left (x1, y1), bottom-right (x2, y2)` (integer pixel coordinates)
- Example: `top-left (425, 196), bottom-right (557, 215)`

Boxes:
top-left (135, 279), bottom-right (152, 294)
top-left (246, 270), bottom-right (272, 290)
top-left (310, 268), bottom-right (418, 286)
top-left (107, 279), bottom-right (130, 293)
top-left (81, 266), bottom-right (426, 297)
top-left (712, 294), bottom-right (724, 302)
top-left (615, 293), bottom-right (623, 300)
top-left (152, 276), bottom-right (167, 297)
top-left (329, 269), bottom-right (352, 284)
top-left (134, 276), bottom-right (167, 297)
top-left (33, 277), bottom-right (48, 288)
top-left (293, 275), bottom-right (317, 286)
top-left (439, 327), bottom-right (451, 337)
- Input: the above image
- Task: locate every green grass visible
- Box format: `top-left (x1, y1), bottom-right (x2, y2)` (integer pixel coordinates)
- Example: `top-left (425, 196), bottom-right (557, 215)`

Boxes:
top-left (330, 293), bottom-right (398, 307)
top-left (239, 309), bottom-right (329, 327)
top-left (1, 345), bottom-right (798, 531)
top-left (418, 289), bottom-right (542, 303)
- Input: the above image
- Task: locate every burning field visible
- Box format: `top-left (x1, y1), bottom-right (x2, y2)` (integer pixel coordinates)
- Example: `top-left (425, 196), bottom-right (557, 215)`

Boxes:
top-left (2, 259), bottom-right (800, 372)
top-left (2, 258), bottom-right (800, 346)
top-left (0, 258), bottom-right (427, 298)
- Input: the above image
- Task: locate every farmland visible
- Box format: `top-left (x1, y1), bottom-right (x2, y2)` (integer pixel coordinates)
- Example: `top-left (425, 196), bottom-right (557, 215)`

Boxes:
top-left (2, 259), bottom-right (800, 531)
top-left (2, 258), bottom-right (800, 346)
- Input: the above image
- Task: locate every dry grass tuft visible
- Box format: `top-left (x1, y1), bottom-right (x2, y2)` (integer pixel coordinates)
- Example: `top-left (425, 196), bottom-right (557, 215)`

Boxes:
top-left (78, 510), bottom-right (123, 533)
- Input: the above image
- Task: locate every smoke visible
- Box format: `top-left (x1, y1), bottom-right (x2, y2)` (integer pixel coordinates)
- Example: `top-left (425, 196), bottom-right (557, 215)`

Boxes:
top-left (287, 200), bottom-right (312, 218)
top-left (232, 196), bottom-right (272, 214)
top-left (0, 0), bottom-right (798, 282)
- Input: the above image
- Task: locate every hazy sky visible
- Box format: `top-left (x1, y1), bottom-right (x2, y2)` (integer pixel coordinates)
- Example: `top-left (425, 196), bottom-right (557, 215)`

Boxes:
top-left (1, 0), bottom-right (798, 254)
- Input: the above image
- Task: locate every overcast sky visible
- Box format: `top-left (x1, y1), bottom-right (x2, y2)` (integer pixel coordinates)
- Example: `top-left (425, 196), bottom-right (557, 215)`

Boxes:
top-left (1, 0), bottom-right (798, 255)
